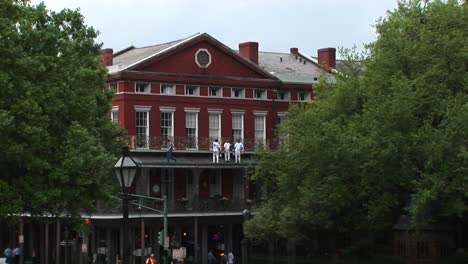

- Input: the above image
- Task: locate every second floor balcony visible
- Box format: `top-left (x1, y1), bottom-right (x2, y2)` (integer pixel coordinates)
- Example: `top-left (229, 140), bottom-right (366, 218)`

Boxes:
top-left (127, 135), bottom-right (283, 152)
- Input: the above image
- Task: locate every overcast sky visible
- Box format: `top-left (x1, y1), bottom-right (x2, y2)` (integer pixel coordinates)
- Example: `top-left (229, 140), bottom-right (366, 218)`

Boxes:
top-left (30, 0), bottom-right (398, 57)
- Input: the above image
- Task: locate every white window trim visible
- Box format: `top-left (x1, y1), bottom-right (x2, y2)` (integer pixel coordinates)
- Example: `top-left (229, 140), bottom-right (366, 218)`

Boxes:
top-left (135, 110), bottom-right (150, 149)
top-left (160, 84), bottom-right (176, 95)
top-left (254, 114), bottom-right (266, 145)
top-left (195, 48), bottom-right (212, 68)
top-left (298, 91), bottom-right (311, 101)
top-left (254, 89), bottom-right (266, 99)
top-left (208, 86), bottom-right (222, 97)
top-left (277, 91), bottom-right (290, 101)
top-left (135, 82), bottom-right (151, 93)
top-left (160, 110), bottom-right (175, 139)
top-left (111, 109), bottom-right (119, 123)
top-left (134, 105), bottom-right (152, 111)
top-left (208, 109), bottom-right (223, 114)
top-left (231, 113), bottom-right (244, 142)
top-left (231, 88), bottom-right (245, 98)
top-left (185, 111), bottom-right (199, 150)
top-left (184, 108), bottom-right (200, 113)
top-left (185, 85), bottom-right (200, 96)
top-left (253, 111), bottom-right (268, 116)
top-left (230, 110), bottom-right (245, 115)
top-left (209, 112), bottom-right (222, 143)
top-left (159, 106), bottom-right (176, 112)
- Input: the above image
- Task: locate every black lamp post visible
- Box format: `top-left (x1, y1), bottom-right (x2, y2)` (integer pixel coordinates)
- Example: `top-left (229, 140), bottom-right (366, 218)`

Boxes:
top-left (241, 208), bottom-right (251, 264)
top-left (114, 145), bottom-right (138, 264)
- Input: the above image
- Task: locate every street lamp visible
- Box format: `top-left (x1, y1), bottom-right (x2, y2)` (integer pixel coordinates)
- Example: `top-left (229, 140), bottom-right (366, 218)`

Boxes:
top-left (114, 145), bottom-right (139, 264)
top-left (241, 208), bottom-right (251, 264)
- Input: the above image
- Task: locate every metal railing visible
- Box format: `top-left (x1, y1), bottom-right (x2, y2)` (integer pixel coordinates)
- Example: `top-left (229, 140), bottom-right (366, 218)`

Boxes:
top-left (96, 197), bottom-right (258, 214)
top-left (125, 135), bottom-right (282, 151)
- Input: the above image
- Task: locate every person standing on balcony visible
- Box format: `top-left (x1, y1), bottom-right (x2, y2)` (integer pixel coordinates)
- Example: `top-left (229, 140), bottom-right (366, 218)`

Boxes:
top-left (223, 139), bottom-right (231, 162)
top-left (234, 139), bottom-right (244, 163)
top-left (212, 139), bottom-right (221, 163)
top-left (166, 139), bottom-right (176, 162)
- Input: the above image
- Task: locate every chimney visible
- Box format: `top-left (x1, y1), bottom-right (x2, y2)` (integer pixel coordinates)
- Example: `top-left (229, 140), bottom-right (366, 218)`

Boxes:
top-left (317, 48), bottom-right (336, 69)
top-left (100, 48), bottom-right (113, 66)
top-left (290, 47), bottom-right (298, 55)
top-left (239, 42), bottom-right (258, 64)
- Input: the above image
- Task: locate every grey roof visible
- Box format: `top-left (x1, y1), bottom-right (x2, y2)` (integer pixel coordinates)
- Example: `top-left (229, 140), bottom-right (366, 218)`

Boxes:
top-left (107, 32), bottom-right (337, 84)
top-left (108, 34), bottom-right (199, 74)
top-left (258, 51), bottom-right (335, 84)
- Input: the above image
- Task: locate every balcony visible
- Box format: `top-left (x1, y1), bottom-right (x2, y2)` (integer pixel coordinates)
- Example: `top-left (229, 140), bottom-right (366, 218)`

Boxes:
top-left (96, 196), bottom-right (259, 215)
top-left (126, 135), bottom-right (281, 152)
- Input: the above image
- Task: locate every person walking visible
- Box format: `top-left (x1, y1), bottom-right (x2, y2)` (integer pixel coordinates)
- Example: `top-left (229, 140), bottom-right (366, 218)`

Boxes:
top-left (166, 139), bottom-right (176, 162)
top-left (208, 250), bottom-right (217, 264)
top-left (220, 252), bottom-right (227, 264)
top-left (234, 139), bottom-right (244, 163)
top-left (212, 139), bottom-right (221, 163)
top-left (227, 252), bottom-right (234, 264)
top-left (3, 246), bottom-right (12, 264)
top-left (223, 140), bottom-right (231, 162)
top-left (12, 246), bottom-right (21, 264)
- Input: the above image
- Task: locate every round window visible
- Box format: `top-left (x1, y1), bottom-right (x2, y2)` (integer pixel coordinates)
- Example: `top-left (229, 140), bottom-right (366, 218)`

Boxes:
top-left (195, 49), bottom-right (211, 68)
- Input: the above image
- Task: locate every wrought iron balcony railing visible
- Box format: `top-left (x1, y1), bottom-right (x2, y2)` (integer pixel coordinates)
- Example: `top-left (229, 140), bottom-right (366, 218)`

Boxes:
top-left (125, 135), bottom-right (282, 152)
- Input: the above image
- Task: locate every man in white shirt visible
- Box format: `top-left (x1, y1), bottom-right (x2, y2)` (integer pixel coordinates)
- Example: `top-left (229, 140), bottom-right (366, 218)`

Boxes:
top-left (212, 139), bottom-right (221, 163)
top-left (223, 140), bottom-right (231, 162)
top-left (234, 139), bottom-right (244, 163)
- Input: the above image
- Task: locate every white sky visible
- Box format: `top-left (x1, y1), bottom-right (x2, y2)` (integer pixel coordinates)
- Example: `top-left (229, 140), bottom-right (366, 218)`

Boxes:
top-left (30, 0), bottom-right (398, 57)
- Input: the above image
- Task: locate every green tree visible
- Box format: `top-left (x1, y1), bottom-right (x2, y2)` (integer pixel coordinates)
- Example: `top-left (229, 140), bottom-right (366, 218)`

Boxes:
top-left (246, 0), bottom-right (467, 240)
top-left (0, 0), bottom-right (121, 220)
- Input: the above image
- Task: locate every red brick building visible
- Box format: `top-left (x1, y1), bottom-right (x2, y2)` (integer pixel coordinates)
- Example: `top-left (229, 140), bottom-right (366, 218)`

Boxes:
top-left (91, 32), bottom-right (337, 264)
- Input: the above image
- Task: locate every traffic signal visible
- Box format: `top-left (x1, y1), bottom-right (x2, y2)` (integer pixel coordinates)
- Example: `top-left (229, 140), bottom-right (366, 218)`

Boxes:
top-left (158, 230), bottom-right (164, 246)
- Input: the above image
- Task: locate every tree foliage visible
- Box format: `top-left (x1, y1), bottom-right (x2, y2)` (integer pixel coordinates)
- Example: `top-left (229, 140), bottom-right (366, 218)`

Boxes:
top-left (0, 0), bottom-right (122, 220)
top-left (245, 0), bottom-right (467, 240)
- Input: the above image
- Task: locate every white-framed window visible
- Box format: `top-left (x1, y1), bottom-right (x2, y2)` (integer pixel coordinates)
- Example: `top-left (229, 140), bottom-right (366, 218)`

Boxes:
top-left (277, 91), bottom-right (290, 101)
top-left (254, 114), bottom-right (266, 146)
top-left (111, 110), bottom-right (119, 123)
top-left (160, 107), bottom-right (175, 148)
top-left (232, 112), bottom-right (244, 142)
top-left (185, 85), bottom-right (199, 96)
top-left (209, 86), bottom-right (221, 97)
top-left (135, 110), bottom-right (149, 149)
top-left (254, 89), bottom-right (266, 99)
top-left (298, 91), bottom-right (311, 101)
top-left (231, 88), bottom-right (244, 98)
top-left (185, 110), bottom-right (198, 150)
top-left (277, 112), bottom-right (287, 125)
top-left (209, 111), bottom-right (221, 148)
top-left (161, 84), bottom-right (175, 95)
top-left (135, 82), bottom-right (150, 93)
top-left (277, 112), bottom-right (288, 145)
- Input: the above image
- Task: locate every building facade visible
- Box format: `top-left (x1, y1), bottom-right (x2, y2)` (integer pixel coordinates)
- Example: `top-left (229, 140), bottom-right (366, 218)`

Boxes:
top-left (97, 32), bottom-right (335, 264)
top-left (0, 32), bottom-right (336, 264)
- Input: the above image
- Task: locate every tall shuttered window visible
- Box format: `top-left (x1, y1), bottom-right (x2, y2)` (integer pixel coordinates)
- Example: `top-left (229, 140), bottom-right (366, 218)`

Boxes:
top-left (186, 112), bottom-right (198, 149)
top-left (232, 113), bottom-right (244, 142)
top-left (136, 111), bottom-right (149, 149)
